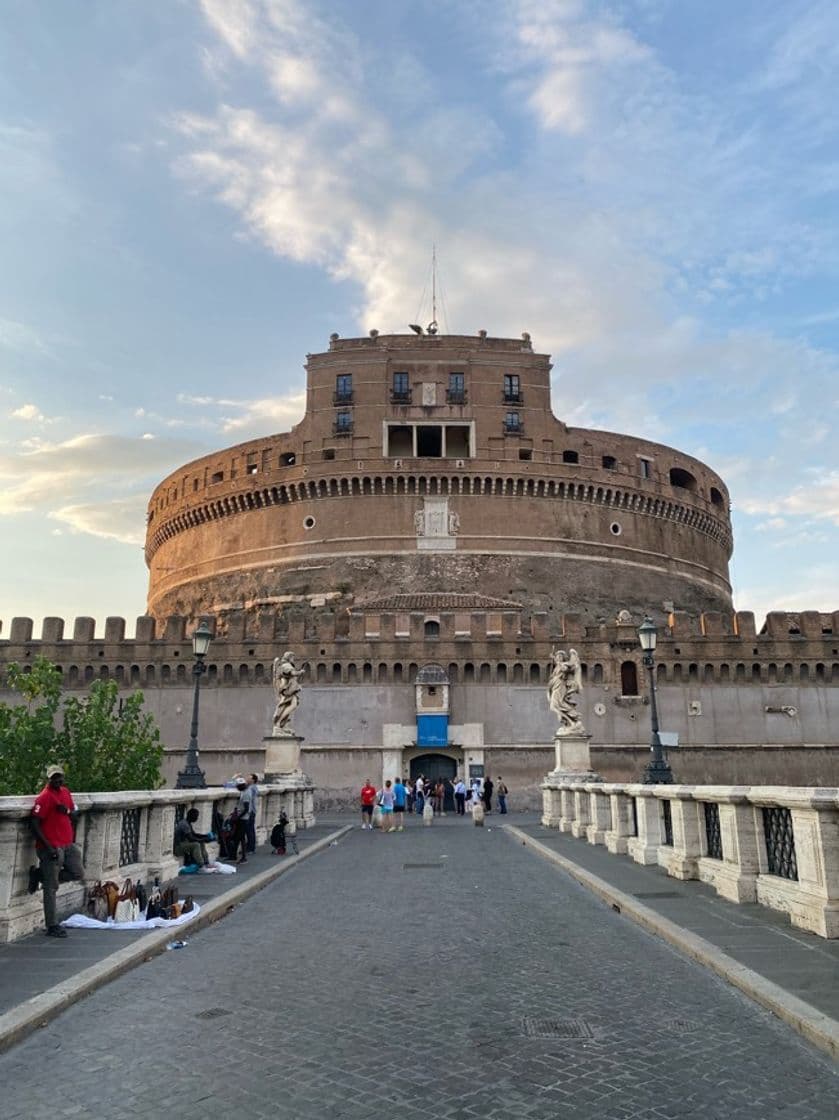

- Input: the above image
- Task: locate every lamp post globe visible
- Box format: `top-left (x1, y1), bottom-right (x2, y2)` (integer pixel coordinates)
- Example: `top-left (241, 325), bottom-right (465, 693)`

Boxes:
top-left (637, 615), bottom-right (674, 785)
top-left (175, 620), bottom-right (212, 789)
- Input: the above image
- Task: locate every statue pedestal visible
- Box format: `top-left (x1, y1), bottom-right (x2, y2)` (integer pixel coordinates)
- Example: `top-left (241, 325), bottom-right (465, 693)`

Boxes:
top-left (542, 732), bottom-right (601, 830)
top-left (549, 731), bottom-right (599, 781)
top-left (263, 733), bottom-right (305, 781)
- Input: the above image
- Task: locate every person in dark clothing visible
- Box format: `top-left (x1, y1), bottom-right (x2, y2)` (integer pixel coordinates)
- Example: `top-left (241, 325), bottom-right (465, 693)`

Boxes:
top-left (233, 779), bottom-right (252, 863)
top-left (482, 776), bottom-right (494, 812)
top-left (173, 808), bottom-right (213, 867)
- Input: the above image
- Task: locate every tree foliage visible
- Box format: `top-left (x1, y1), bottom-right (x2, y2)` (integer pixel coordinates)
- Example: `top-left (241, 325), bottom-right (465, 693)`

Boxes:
top-left (0, 658), bottom-right (165, 796)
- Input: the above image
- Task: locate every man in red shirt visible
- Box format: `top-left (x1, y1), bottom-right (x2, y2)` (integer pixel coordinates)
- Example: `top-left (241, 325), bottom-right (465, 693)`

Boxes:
top-left (360, 779), bottom-right (377, 830)
top-left (30, 765), bottom-right (85, 938)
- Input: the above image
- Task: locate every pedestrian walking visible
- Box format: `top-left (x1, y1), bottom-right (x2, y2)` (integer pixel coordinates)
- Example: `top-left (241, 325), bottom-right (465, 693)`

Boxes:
top-left (29, 765), bottom-right (85, 938)
top-left (434, 779), bottom-right (446, 815)
top-left (360, 778), bottom-right (377, 829)
top-left (497, 777), bottom-right (509, 814)
top-left (378, 779), bottom-right (395, 832)
top-left (453, 777), bottom-right (466, 816)
top-left (405, 779), bottom-right (415, 813)
top-left (246, 772), bottom-right (260, 852)
top-left (482, 775), bottom-right (494, 813)
top-left (393, 776), bottom-right (407, 830)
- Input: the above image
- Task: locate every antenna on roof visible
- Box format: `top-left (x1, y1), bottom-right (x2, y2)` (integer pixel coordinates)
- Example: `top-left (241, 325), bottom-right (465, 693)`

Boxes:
top-left (410, 244), bottom-right (446, 335)
top-left (427, 244), bottom-right (439, 335)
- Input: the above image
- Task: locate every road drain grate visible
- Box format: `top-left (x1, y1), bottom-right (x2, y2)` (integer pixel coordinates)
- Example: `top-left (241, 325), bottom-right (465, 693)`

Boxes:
top-left (403, 862), bottom-right (443, 870)
top-left (196, 1008), bottom-right (231, 1020)
top-left (521, 1018), bottom-right (596, 1040)
top-left (633, 891), bottom-right (682, 899)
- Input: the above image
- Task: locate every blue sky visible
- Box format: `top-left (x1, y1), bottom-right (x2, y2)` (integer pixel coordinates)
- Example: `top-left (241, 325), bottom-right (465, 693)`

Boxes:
top-left (1, 0), bottom-right (838, 633)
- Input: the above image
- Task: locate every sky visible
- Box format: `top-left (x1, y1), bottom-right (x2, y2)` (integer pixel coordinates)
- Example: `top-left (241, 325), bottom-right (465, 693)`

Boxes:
top-left (1, 0), bottom-right (838, 635)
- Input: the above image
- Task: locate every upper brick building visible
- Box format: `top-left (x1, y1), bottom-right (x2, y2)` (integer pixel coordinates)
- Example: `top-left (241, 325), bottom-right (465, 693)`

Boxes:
top-left (145, 330), bottom-right (733, 625)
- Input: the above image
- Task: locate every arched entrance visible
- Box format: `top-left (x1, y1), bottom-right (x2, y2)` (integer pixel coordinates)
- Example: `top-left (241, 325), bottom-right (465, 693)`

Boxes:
top-left (410, 753), bottom-right (456, 812)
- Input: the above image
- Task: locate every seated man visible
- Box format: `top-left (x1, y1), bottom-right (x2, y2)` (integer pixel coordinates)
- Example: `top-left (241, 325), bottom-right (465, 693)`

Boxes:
top-left (173, 808), bottom-right (213, 868)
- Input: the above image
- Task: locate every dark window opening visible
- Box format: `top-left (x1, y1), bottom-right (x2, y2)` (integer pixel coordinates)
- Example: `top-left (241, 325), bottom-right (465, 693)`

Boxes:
top-left (334, 374), bottom-right (353, 403)
top-left (246, 464), bottom-right (258, 475)
top-left (621, 661), bottom-right (639, 695)
top-left (447, 372), bottom-right (466, 403)
top-left (562, 450), bottom-right (579, 464)
top-left (334, 412), bottom-right (353, 436)
top-left (280, 452), bottom-right (296, 466)
top-left (503, 412), bottom-right (522, 434)
top-left (639, 459), bottom-right (651, 479)
top-left (602, 455), bottom-right (617, 470)
top-left (424, 620), bottom-right (440, 638)
top-left (417, 426), bottom-right (442, 457)
top-left (210, 471), bottom-right (224, 484)
top-left (710, 486), bottom-right (724, 507)
top-left (670, 467), bottom-right (697, 492)
top-left (392, 371), bottom-right (411, 403)
top-left (518, 448), bottom-right (532, 461)
top-left (503, 374), bottom-right (522, 403)
top-left (323, 448), bottom-right (335, 460)
top-left (387, 425), bottom-right (413, 456)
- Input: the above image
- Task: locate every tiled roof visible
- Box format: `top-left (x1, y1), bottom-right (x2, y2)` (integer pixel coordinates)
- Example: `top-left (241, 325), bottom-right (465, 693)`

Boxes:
top-left (355, 593), bottom-right (522, 611)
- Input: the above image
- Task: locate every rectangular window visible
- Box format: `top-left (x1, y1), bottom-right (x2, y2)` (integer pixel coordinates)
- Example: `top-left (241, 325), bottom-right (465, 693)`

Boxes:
top-left (417, 425), bottom-right (442, 457)
top-left (503, 374), bottom-right (521, 402)
top-left (448, 372), bottom-right (465, 403)
top-left (504, 412), bottom-right (522, 433)
top-left (334, 374), bottom-right (353, 403)
top-left (602, 455), bottom-right (617, 470)
top-left (334, 411), bottom-right (352, 435)
top-left (392, 371), bottom-right (410, 402)
top-left (639, 458), bottom-right (651, 479)
top-left (562, 450), bottom-right (579, 464)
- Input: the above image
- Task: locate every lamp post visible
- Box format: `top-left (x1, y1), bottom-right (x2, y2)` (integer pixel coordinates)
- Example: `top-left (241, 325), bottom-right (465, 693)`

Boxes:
top-left (637, 616), bottom-right (674, 784)
top-left (176, 620), bottom-right (212, 789)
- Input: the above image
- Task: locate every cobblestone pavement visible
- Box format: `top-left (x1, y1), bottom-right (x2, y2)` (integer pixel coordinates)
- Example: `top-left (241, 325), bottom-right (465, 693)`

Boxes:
top-left (1, 817), bottom-right (836, 1119)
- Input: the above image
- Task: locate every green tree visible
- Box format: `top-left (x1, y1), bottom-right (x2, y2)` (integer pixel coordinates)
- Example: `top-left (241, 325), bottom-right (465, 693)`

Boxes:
top-left (0, 658), bottom-right (164, 795)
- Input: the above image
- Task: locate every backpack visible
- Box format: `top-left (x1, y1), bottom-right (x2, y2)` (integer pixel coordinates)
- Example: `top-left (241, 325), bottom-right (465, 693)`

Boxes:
top-left (270, 822), bottom-right (286, 848)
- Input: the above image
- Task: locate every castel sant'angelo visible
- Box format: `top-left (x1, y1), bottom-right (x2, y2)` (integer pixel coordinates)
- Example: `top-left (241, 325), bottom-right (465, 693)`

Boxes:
top-left (3, 328), bottom-right (838, 804)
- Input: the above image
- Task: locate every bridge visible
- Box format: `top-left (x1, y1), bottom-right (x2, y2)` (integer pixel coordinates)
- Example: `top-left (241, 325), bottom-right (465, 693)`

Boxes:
top-left (0, 791), bottom-right (837, 1116)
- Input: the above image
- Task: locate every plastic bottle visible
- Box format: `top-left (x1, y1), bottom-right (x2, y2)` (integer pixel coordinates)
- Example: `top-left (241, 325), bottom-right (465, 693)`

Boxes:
top-left (166, 940), bottom-right (188, 950)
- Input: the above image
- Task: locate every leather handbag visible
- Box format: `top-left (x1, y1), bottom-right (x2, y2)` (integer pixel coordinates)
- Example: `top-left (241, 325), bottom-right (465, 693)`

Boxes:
top-left (181, 895), bottom-right (194, 915)
top-left (86, 882), bottom-right (110, 922)
top-left (114, 879), bottom-right (139, 922)
top-left (135, 881), bottom-right (148, 914)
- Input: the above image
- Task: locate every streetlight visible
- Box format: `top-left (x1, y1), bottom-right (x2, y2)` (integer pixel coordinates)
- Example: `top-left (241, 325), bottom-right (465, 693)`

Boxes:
top-left (176, 620), bottom-right (213, 789)
top-left (637, 615), bottom-right (674, 784)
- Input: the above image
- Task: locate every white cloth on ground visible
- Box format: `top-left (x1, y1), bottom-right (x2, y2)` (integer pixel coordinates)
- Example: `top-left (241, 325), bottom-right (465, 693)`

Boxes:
top-left (61, 902), bottom-right (202, 931)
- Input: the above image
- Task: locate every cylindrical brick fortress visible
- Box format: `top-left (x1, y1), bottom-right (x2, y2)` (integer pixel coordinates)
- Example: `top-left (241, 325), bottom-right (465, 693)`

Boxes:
top-left (145, 332), bottom-right (732, 623)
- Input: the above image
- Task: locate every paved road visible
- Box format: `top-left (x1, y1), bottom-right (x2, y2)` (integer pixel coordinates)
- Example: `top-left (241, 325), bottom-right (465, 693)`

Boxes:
top-left (2, 818), bottom-right (836, 1118)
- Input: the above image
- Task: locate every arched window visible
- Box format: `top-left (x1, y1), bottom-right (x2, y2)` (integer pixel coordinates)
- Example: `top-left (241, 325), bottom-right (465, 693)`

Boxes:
top-left (223, 664), bottom-right (234, 683)
top-left (512, 663), bottom-right (524, 683)
top-left (752, 664), bottom-right (761, 681)
top-left (424, 619), bottom-right (440, 638)
top-left (377, 663), bottom-right (388, 682)
top-left (656, 663), bottom-right (667, 683)
top-left (463, 663), bottom-right (475, 682)
top-left (447, 663), bottom-right (459, 683)
top-left (669, 467), bottom-right (696, 492)
top-left (363, 662), bottom-right (373, 682)
top-left (393, 662), bottom-right (403, 683)
top-left (620, 661), bottom-right (639, 696)
top-left (497, 663), bottom-right (507, 683)
top-left (735, 663), bottom-right (745, 681)
top-left (592, 663), bottom-right (603, 684)
top-left (347, 663), bottom-right (358, 682)
top-left (719, 663), bottom-right (730, 681)
top-left (704, 663), bottom-right (714, 682)
top-left (800, 663), bottom-right (809, 681)
top-left (529, 663), bottom-right (541, 683)
top-left (239, 664), bottom-right (250, 682)
top-left (332, 663), bottom-right (342, 682)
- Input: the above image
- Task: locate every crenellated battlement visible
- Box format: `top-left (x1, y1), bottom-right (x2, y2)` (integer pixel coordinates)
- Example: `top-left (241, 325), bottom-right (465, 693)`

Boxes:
top-left (2, 609), bottom-right (838, 691)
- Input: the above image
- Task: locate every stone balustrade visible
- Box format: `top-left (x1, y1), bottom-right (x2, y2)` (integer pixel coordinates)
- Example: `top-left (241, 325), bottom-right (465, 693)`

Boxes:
top-left (542, 779), bottom-right (839, 938)
top-left (0, 780), bottom-right (315, 943)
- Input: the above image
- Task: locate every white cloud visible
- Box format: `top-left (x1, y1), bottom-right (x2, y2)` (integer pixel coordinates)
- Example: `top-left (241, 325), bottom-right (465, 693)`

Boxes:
top-left (0, 434), bottom-right (204, 529)
top-left (49, 496), bottom-right (149, 546)
top-left (10, 403), bottom-right (45, 421)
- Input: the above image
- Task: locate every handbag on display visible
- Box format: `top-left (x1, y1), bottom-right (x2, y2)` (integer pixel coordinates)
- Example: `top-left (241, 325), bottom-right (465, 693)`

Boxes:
top-left (86, 882), bottom-right (110, 922)
top-left (181, 895), bottom-right (194, 914)
top-left (103, 880), bottom-right (120, 920)
top-left (145, 881), bottom-right (162, 920)
top-left (114, 879), bottom-right (139, 922)
top-left (135, 881), bottom-right (148, 914)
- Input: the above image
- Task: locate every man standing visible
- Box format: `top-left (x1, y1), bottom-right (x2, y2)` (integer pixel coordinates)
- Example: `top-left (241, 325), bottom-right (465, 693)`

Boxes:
top-left (360, 778), bottom-right (377, 829)
top-left (246, 773), bottom-right (260, 853)
top-left (453, 776), bottom-right (467, 816)
top-left (30, 765), bottom-right (85, 938)
top-left (393, 776), bottom-right (407, 830)
top-left (233, 778), bottom-right (252, 863)
top-left (497, 777), bottom-right (509, 815)
top-left (482, 775), bottom-right (494, 813)
top-left (414, 774), bottom-right (424, 815)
